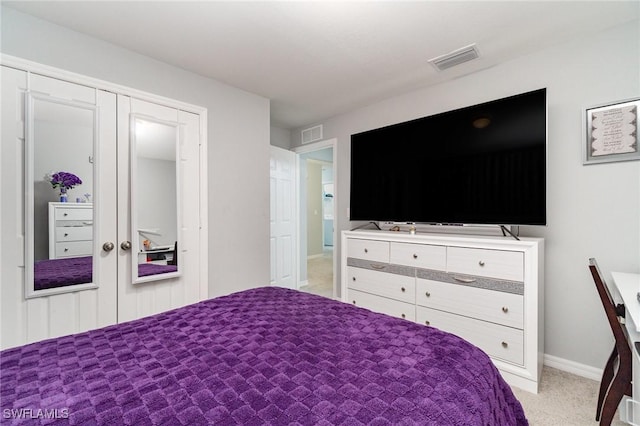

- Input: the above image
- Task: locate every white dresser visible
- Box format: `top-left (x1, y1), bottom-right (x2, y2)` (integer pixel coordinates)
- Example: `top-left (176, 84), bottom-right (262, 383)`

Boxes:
top-left (48, 202), bottom-right (93, 259)
top-left (342, 229), bottom-right (544, 393)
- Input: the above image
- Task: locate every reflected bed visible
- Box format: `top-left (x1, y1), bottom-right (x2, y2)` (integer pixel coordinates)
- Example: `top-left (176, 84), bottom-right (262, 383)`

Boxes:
top-left (0, 287), bottom-right (527, 425)
top-left (34, 256), bottom-right (177, 291)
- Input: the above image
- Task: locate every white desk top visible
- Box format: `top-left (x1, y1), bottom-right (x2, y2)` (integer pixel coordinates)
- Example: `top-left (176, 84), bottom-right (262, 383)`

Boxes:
top-left (611, 271), bottom-right (640, 333)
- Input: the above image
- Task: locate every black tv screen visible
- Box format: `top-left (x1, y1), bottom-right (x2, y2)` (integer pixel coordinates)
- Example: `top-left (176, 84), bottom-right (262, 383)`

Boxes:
top-left (350, 88), bottom-right (546, 226)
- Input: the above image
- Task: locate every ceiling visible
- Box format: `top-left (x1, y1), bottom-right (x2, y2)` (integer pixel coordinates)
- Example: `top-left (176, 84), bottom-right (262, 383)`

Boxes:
top-left (5, 1), bottom-right (638, 129)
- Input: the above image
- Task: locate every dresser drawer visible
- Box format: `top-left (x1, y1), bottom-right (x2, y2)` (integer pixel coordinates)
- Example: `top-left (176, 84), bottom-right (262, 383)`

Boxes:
top-left (348, 289), bottom-right (415, 321)
top-left (55, 241), bottom-right (93, 258)
top-left (55, 206), bottom-right (93, 221)
top-left (416, 306), bottom-right (524, 365)
top-left (390, 242), bottom-right (446, 270)
top-left (347, 239), bottom-right (389, 263)
top-left (55, 225), bottom-right (93, 242)
top-left (416, 278), bottom-right (523, 329)
top-left (447, 247), bottom-right (523, 282)
top-left (347, 266), bottom-right (415, 304)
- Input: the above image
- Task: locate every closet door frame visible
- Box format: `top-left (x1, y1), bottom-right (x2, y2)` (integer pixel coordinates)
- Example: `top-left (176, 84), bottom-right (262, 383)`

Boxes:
top-left (0, 54), bottom-right (208, 349)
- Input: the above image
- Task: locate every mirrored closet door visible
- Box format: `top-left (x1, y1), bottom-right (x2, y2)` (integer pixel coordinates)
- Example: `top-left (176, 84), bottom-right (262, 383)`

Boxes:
top-left (1, 63), bottom-right (205, 349)
top-left (116, 96), bottom-right (202, 322)
top-left (2, 70), bottom-right (118, 348)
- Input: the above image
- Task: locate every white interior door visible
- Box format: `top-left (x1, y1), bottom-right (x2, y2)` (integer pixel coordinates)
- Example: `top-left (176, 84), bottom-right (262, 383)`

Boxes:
top-left (117, 95), bottom-right (203, 322)
top-left (270, 146), bottom-right (297, 288)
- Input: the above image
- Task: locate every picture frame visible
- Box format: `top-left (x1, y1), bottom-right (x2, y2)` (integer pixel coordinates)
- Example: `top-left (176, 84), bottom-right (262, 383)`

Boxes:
top-left (583, 97), bottom-right (640, 165)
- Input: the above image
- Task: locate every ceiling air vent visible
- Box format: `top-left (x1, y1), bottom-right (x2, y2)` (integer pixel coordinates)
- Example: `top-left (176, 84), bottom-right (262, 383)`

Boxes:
top-left (301, 124), bottom-right (323, 144)
top-left (429, 44), bottom-right (479, 71)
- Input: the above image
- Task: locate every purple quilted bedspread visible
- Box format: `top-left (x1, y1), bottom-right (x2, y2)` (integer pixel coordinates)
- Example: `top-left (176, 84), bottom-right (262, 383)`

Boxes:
top-left (0, 287), bottom-right (527, 425)
top-left (34, 257), bottom-right (177, 291)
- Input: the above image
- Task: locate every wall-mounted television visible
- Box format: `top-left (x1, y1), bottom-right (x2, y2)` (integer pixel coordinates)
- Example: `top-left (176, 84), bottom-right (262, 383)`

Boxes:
top-left (350, 88), bottom-right (547, 226)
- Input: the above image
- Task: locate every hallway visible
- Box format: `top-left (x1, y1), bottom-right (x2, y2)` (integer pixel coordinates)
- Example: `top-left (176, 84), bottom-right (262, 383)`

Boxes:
top-left (299, 248), bottom-right (333, 299)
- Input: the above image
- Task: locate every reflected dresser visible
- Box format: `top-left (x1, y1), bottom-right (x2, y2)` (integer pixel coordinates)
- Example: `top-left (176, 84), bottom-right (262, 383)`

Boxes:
top-left (48, 202), bottom-right (93, 259)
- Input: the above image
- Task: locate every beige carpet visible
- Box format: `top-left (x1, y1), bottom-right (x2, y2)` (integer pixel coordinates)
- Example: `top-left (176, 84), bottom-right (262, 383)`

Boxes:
top-left (513, 367), bottom-right (626, 425)
top-left (299, 248), bottom-right (334, 299)
top-left (299, 252), bottom-right (625, 425)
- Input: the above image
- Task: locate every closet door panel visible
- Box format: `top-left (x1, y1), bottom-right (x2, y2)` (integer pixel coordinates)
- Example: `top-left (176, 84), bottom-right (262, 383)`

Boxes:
top-left (179, 110), bottom-right (203, 305)
top-left (156, 287), bottom-right (173, 315)
top-left (94, 90), bottom-right (119, 327)
top-left (48, 293), bottom-right (78, 337)
top-left (0, 69), bottom-right (118, 349)
top-left (30, 74), bottom-right (95, 103)
top-left (116, 95), bottom-right (136, 322)
top-left (131, 98), bottom-right (178, 121)
top-left (0, 66), bottom-right (28, 349)
top-left (117, 96), bottom-right (201, 322)
top-left (26, 298), bottom-right (49, 344)
top-left (77, 290), bottom-right (99, 333)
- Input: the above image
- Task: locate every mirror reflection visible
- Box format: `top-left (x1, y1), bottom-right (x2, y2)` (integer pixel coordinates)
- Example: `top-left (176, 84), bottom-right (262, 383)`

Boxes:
top-left (132, 117), bottom-right (179, 282)
top-left (30, 96), bottom-right (95, 293)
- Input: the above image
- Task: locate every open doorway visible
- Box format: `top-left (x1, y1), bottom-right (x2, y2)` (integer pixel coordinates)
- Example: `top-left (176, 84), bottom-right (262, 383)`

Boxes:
top-left (294, 139), bottom-right (337, 299)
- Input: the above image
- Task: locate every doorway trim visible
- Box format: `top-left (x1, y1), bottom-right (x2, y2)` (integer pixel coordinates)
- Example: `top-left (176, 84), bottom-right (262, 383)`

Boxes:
top-left (293, 138), bottom-right (338, 299)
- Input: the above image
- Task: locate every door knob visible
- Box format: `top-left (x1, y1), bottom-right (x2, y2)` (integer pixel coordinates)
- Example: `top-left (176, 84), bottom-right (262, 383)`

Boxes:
top-left (102, 242), bottom-right (115, 252)
top-left (120, 241), bottom-right (132, 250)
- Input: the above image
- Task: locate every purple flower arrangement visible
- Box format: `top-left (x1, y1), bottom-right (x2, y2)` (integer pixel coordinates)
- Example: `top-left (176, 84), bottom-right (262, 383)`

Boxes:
top-left (46, 171), bottom-right (82, 191)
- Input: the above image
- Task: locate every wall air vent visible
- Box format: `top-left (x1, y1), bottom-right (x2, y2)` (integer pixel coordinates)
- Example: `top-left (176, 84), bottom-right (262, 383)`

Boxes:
top-left (429, 44), bottom-right (480, 71)
top-left (301, 124), bottom-right (323, 144)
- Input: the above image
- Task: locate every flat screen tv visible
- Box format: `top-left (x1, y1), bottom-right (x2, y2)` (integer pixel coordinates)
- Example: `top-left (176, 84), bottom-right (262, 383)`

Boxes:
top-left (350, 88), bottom-right (546, 226)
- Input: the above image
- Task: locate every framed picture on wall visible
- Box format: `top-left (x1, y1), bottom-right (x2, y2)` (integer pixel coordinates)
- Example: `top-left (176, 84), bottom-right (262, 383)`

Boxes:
top-left (583, 97), bottom-right (640, 165)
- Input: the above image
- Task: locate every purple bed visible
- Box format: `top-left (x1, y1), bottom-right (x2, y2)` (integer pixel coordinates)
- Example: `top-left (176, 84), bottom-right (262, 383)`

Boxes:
top-left (0, 287), bottom-right (527, 425)
top-left (34, 256), bottom-right (177, 291)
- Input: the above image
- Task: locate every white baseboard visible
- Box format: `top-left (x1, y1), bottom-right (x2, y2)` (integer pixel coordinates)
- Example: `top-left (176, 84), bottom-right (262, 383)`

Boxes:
top-left (298, 280), bottom-right (309, 288)
top-left (543, 354), bottom-right (602, 381)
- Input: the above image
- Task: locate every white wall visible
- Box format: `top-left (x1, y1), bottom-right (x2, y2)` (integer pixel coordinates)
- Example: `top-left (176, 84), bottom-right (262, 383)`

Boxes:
top-left (271, 125), bottom-right (291, 149)
top-left (291, 21), bottom-right (640, 371)
top-left (1, 6), bottom-right (271, 297)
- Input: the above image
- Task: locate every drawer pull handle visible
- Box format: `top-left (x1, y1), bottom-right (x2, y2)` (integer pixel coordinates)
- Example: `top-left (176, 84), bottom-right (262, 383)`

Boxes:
top-left (352, 300), bottom-right (356, 305)
top-left (63, 213), bottom-right (68, 217)
top-left (425, 320), bottom-right (430, 326)
top-left (364, 248), bottom-right (368, 253)
top-left (413, 254), bottom-right (418, 259)
top-left (425, 292), bottom-right (431, 297)
top-left (502, 306), bottom-right (509, 313)
top-left (401, 287), bottom-right (406, 292)
top-left (64, 248), bottom-right (69, 252)
top-left (501, 341), bottom-right (508, 348)
top-left (352, 277), bottom-right (356, 281)
top-left (64, 233), bottom-right (69, 237)
top-left (479, 260), bottom-right (485, 267)
top-left (401, 314), bottom-right (406, 319)
top-left (370, 264), bottom-right (386, 270)
top-left (453, 276), bottom-right (476, 283)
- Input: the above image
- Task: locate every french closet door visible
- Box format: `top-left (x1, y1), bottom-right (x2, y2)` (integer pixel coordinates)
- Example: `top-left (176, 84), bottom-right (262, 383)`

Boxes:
top-left (116, 95), bottom-right (202, 322)
top-left (1, 69), bottom-right (118, 348)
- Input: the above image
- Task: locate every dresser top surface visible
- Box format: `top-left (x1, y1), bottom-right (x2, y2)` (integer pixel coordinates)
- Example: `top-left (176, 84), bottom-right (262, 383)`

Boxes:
top-left (49, 202), bottom-right (93, 208)
top-left (343, 229), bottom-right (543, 249)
